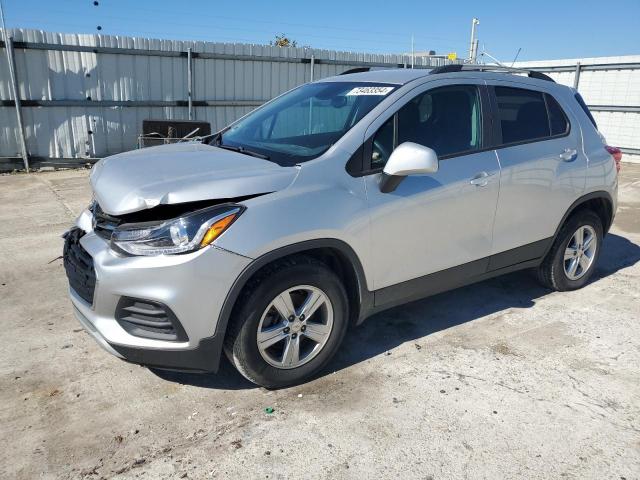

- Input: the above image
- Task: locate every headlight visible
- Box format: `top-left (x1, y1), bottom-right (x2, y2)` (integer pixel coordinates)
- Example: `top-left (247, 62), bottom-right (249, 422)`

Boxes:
top-left (111, 205), bottom-right (243, 256)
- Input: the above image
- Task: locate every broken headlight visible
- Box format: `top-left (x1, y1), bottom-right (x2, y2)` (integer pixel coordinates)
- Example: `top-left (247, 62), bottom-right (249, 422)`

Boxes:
top-left (111, 205), bottom-right (243, 256)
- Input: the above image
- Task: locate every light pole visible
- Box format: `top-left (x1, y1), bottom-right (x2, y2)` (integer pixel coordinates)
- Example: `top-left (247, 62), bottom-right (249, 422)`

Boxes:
top-left (411, 34), bottom-right (415, 69)
top-left (468, 17), bottom-right (480, 63)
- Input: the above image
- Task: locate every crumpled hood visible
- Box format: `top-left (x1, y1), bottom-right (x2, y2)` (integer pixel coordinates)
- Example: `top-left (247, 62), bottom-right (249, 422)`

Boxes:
top-left (90, 143), bottom-right (299, 215)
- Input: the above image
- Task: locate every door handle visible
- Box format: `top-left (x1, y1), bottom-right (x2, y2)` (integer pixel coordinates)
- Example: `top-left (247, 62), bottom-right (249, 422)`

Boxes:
top-left (469, 171), bottom-right (494, 187)
top-left (559, 148), bottom-right (577, 161)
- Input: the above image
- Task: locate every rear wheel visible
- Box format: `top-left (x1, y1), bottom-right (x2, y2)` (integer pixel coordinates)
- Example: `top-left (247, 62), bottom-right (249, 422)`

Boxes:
top-left (537, 210), bottom-right (603, 291)
top-left (224, 256), bottom-right (349, 388)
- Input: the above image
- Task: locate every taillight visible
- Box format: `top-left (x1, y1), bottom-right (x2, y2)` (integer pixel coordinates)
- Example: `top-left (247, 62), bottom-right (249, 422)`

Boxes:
top-left (605, 145), bottom-right (622, 173)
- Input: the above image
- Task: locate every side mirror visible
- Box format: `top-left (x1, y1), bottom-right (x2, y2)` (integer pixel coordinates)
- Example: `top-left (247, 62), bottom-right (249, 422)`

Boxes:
top-left (379, 142), bottom-right (439, 193)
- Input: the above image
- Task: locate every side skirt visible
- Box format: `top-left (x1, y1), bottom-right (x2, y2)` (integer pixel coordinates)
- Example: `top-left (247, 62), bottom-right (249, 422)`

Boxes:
top-left (366, 238), bottom-right (552, 317)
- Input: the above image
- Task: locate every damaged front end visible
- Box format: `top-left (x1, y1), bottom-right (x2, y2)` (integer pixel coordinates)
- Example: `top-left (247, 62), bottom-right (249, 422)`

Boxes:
top-left (85, 142), bottom-right (300, 256)
top-left (89, 142), bottom-right (299, 216)
top-left (63, 195), bottom-right (258, 374)
top-left (90, 195), bottom-right (264, 257)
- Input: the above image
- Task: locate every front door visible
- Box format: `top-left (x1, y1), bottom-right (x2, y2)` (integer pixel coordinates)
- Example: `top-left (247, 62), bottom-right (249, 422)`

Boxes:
top-left (363, 82), bottom-right (501, 292)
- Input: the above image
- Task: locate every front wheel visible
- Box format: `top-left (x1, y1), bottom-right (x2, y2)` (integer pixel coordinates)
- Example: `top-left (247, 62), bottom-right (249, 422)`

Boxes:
top-left (224, 256), bottom-right (349, 388)
top-left (536, 210), bottom-right (603, 291)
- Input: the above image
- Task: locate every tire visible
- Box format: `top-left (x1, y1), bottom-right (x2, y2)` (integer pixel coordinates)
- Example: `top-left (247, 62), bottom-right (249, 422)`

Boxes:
top-left (536, 210), bottom-right (603, 291)
top-left (224, 255), bottom-right (349, 388)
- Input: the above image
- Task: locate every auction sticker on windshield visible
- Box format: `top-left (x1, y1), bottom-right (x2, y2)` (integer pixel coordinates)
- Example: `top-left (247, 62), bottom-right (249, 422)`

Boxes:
top-left (346, 86), bottom-right (394, 96)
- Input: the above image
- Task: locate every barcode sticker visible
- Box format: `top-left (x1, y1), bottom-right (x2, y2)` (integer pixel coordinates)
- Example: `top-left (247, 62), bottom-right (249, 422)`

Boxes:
top-left (345, 86), bottom-right (394, 96)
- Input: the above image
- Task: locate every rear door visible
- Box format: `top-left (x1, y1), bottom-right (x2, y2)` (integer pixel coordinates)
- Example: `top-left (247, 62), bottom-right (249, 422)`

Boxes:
top-left (488, 82), bottom-right (586, 257)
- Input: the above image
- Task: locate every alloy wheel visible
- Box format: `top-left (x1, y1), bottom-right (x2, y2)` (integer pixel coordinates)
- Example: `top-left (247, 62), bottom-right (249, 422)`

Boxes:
top-left (563, 225), bottom-right (597, 281)
top-left (256, 285), bottom-right (334, 369)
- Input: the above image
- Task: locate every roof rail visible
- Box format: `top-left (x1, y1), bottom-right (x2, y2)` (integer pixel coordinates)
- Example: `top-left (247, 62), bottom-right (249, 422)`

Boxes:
top-left (527, 70), bottom-right (555, 82)
top-left (340, 67), bottom-right (371, 75)
top-left (429, 64), bottom-right (555, 83)
top-left (428, 65), bottom-right (465, 74)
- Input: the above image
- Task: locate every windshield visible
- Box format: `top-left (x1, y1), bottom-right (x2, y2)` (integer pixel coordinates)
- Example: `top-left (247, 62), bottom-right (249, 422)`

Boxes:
top-left (217, 82), bottom-right (397, 166)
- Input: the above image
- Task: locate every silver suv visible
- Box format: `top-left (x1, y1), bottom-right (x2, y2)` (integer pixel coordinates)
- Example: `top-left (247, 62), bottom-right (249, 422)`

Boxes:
top-left (64, 66), bottom-right (619, 388)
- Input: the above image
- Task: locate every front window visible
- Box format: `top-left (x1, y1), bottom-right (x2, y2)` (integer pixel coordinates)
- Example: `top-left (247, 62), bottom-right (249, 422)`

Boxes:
top-left (371, 85), bottom-right (483, 169)
top-left (218, 82), bottom-right (397, 165)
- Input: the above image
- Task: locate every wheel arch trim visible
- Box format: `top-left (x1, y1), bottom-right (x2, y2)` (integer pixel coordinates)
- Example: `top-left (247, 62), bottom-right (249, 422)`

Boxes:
top-left (214, 239), bottom-right (373, 340)
top-left (546, 190), bottom-right (614, 257)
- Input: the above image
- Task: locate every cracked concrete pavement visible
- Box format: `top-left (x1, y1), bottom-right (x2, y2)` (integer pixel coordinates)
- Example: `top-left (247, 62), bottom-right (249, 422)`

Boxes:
top-left (1, 164), bottom-right (639, 479)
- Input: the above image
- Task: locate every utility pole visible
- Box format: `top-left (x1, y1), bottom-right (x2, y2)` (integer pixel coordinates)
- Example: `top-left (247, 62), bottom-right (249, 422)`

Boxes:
top-left (468, 17), bottom-right (480, 63)
top-left (1, 0), bottom-right (29, 171)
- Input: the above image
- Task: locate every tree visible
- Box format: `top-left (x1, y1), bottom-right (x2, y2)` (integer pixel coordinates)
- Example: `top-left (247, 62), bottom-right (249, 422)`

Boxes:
top-left (270, 34), bottom-right (298, 48)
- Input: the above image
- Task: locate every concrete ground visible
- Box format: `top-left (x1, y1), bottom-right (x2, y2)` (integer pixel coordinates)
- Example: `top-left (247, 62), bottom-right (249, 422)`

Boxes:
top-left (1, 165), bottom-right (639, 480)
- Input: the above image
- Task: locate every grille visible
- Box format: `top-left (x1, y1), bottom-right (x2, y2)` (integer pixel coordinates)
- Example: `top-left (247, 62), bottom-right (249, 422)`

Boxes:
top-left (92, 203), bottom-right (121, 241)
top-left (63, 228), bottom-right (96, 305)
top-left (115, 297), bottom-right (188, 342)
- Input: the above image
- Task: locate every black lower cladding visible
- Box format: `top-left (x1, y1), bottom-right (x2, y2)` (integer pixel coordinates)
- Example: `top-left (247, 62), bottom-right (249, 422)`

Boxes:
top-left (372, 237), bottom-right (553, 310)
top-left (115, 297), bottom-right (188, 342)
top-left (109, 335), bottom-right (223, 373)
top-left (63, 228), bottom-right (96, 304)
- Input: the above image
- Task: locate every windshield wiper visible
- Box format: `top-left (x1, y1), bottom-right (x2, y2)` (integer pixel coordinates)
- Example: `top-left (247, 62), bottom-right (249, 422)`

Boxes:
top-left (208, 129), bottom-right (226, 145)
top-left (216, 143), bottom-right (270, 160)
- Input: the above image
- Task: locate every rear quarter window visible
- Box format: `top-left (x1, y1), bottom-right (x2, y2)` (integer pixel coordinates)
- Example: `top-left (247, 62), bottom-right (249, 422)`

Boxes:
top-left (574, 92), bottom-right (598, 129)
top-left (545, 94), bottom-right (570, 136)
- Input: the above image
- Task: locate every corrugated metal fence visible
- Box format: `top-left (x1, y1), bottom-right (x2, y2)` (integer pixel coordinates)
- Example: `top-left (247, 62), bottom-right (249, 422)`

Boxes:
top-left (0, 28), bottom-right (455, 171)
top-left (514, 55), bottom-right (640, 163)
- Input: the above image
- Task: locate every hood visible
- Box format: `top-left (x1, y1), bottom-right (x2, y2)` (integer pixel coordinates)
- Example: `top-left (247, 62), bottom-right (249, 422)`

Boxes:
top-left (90, 143), bottom-right (299, 215)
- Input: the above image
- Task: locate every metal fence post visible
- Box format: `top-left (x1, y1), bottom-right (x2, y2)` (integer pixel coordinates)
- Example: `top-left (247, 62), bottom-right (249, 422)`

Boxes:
top-left (310, 55), bottom-right (315, 82)
top-left (3, 35), bottom-right (30, 171)
top-left (573, 62), bottom-right (581, 89)
top-left (187, 47), bottom-right (193, 120)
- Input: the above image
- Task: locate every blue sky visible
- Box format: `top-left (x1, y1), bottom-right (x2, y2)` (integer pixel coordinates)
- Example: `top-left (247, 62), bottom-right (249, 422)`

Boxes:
top-left (2, 0), bottom-right (639, 61)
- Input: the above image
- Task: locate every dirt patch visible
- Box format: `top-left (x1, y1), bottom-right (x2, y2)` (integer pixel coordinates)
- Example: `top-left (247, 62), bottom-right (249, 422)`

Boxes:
top-left (491, 342), bottom-right (520, 356)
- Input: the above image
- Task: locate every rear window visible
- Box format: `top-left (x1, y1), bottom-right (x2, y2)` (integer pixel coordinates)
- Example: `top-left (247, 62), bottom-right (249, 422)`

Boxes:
top-left (574, 92), bottom-right (597, 128)
top-left (496, 87), bottom-right (549, 144)
top-left (495, 87), bottom-right (570, 145)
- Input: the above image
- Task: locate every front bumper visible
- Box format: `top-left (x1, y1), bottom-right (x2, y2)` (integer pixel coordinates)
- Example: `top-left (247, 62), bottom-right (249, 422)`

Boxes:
top-left (66, 209), bottom-right (252, 372)
top-left (71, 301), bottom-right (225, 372)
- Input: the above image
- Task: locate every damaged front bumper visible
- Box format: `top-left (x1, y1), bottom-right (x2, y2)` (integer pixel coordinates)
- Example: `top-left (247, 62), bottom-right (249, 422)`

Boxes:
top-left (64, 208), bottom-right (252, 372)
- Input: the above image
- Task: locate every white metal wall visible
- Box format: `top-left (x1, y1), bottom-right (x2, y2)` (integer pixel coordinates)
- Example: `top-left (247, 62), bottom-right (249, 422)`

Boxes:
top-left (5, 31), bottom-right (635, 168)
top-left (514, 55), bottom-right (640, 164)
top-left (0, 28), bottom-right (453, 168)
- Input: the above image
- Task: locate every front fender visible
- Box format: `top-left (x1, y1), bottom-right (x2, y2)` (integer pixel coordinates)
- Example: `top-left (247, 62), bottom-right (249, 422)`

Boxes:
top-left (215, 178), bottom-right (374, 290)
